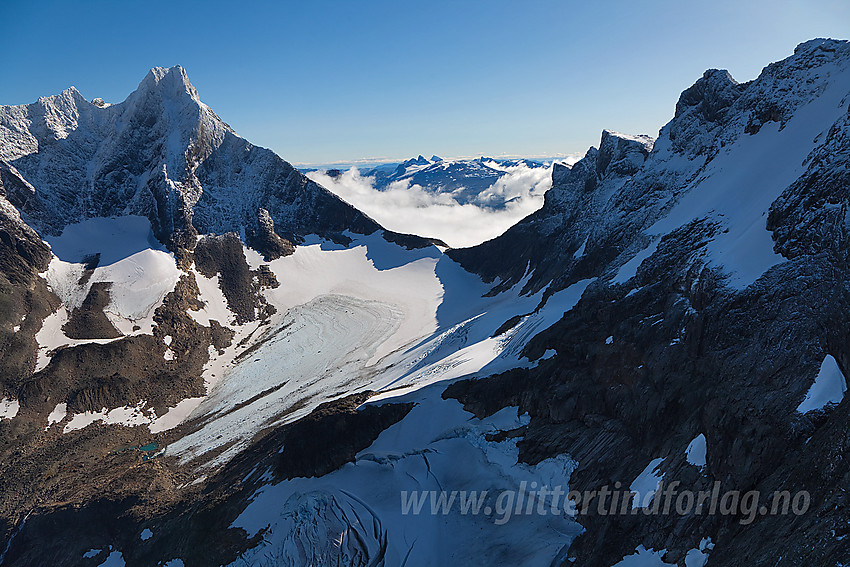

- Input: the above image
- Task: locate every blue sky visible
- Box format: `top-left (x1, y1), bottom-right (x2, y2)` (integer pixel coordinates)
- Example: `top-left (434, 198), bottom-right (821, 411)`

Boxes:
top-left (2, 0), bottom-right (847, 166)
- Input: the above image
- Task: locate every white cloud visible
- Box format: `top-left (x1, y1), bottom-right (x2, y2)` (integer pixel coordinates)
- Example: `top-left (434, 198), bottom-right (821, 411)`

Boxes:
top-left (307, 163), bottom-right (555, 248)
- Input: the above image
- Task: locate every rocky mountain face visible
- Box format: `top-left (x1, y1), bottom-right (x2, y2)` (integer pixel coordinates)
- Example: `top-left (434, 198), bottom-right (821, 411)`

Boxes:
top-left (0, 66), bottom-right (400, 254)
top-left (448, 129), bottom-right (655, 294)
top-left (446, 38), bottom-right (850, 565)
top-left (0, 40), bottom-right (849, 567)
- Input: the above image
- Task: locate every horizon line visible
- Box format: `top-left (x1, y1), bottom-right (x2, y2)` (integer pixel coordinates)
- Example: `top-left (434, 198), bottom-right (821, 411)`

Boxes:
top-left (292, 151), bottom-right (586, 170)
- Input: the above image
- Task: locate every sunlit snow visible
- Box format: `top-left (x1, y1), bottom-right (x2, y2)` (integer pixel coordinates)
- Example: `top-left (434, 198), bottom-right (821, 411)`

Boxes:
top-left (0, 398), bottom-right (20, 420)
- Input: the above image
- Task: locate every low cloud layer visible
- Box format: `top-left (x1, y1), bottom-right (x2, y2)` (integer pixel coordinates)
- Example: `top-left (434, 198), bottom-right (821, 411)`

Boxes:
top-left (307, 163), bottom-right (555, 248)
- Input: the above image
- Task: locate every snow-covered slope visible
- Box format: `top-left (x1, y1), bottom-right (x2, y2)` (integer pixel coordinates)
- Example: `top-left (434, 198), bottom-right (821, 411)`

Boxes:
top-left (163, 231), bottom-right (592, 470)
top-left (230, 394), bottom-right (580, 567)
top-left (451, 39), bottom-right (850, 297)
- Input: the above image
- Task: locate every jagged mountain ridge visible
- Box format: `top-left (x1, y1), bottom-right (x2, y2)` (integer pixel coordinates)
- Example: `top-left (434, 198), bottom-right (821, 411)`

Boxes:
top-left (445, 37), bottom-right (850, 566)
top-left (450, 129), bottom-right (656, 293)
top-left (450, 39), bottom-right (850, 297)
top-left (0, 66), bottom-right (427, 255)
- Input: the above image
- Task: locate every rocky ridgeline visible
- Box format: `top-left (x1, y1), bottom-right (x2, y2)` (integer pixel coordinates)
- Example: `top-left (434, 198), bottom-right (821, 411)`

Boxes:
top-left (446, 38), bottom-right (850, 565)
top-left (0, 66), bottom-right (431, 255)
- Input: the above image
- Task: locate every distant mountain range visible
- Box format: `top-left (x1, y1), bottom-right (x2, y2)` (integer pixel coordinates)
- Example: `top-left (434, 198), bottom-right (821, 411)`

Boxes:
top-left (305, 155), bottom-right (571, 208)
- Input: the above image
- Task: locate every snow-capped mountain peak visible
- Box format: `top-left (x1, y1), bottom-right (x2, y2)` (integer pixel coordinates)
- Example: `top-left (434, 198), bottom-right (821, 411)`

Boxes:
top-left (137, 65), bottom-right (202, 104)
top-left (0, 65), bottom-right (401, 251)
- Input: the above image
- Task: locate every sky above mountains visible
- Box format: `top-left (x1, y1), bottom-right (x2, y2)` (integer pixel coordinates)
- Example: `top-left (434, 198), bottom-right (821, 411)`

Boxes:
top-left (2, 0), bottom-right (848, 166)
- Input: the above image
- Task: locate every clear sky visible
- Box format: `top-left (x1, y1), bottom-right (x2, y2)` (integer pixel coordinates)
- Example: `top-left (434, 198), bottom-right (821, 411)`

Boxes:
top-left (1, 0), bottom-right (848, 166)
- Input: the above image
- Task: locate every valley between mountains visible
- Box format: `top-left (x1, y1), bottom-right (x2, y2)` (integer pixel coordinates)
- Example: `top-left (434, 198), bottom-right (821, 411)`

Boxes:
top-left (0, 39), bottom-right (849, 566)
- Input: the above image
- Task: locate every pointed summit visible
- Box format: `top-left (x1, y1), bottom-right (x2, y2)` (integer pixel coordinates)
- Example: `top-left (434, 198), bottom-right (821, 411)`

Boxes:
top-left (34, 85), bottom-right (88, 110)
top-left (134, 65), bottom-right (201, 104)
top-left (0, 64), bottom-right (414, 250)
top-left (596, 130), bottom-right (654, 178)
top-left (399, 154), bottom-right (431, 169)
top-left (674, 68), bottom-right (743, 122)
